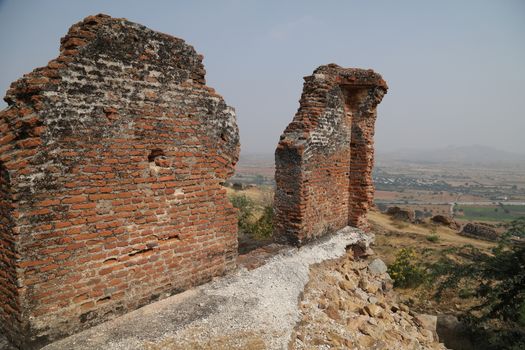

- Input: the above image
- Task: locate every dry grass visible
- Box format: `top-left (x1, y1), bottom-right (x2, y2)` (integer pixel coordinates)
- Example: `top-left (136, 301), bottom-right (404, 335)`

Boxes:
top-left (368, 209), bottom-right (496, 315)
top-left (226, 186), bottom-right (273, 205)
top-left (368, 210), bottom-right (493, 251)
top-left (375, 189), bottom-right (487, 204)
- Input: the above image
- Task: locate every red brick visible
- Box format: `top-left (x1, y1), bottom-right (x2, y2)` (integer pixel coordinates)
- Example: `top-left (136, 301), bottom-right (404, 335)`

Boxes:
top-left (274, 65), bottom-right (387, 245)
top-left (38, 199), bottom-right (60, 207)
top-left (62, 196), bottom-right (87, 204)
top-left (71, 202), bottom-right (97, 210)
top-left (0, 14), bottom-right (240, 347)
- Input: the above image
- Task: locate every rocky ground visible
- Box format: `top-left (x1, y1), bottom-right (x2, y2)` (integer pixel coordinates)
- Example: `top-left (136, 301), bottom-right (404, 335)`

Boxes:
top-left (290, 252), bottom-right (446, 349)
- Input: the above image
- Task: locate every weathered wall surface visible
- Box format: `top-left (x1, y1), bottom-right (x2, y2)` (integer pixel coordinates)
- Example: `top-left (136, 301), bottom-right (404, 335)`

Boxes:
top-left (0, 158), bottom-right (20, 343)
top-left (274, 64), bottom-right (387, 245)
top-left (0, 14), bottom-right (239, 348)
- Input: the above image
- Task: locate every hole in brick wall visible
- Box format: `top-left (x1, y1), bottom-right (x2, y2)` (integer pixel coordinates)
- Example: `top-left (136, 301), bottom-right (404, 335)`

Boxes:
top-left (154, 233), bottom-right (180, 242)
top-left (103, 258), bottom-right (118, 264)
top-left (12, 120), bottom-right (44, 142)
top-left (0, 161), bottom-right (9, 184)
top-left (149, 293), bottom-right (160, 303)
top-left (15, 122), bottom-right (32, 140)
top-left (79, 311), bottom-right (97, 324)
top-left (163, 234), bottom-right (180, 241)
top-left (148, 149), bottom-right (165, 162)
top-left (148, 149), bottom-right (170, 168)
top-left (127, 247), bottom-right (153, 257)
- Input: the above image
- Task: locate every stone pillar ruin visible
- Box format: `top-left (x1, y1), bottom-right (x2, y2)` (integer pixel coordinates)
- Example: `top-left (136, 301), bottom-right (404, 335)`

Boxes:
top-left (0, 14), bottom-right (239, 348)
top-left (274, 64), bottom-right (387, 245)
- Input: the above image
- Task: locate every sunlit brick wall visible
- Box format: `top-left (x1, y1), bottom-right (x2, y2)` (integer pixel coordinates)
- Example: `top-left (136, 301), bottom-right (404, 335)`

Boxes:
top-left (0, 14), bottom-right (239, 348)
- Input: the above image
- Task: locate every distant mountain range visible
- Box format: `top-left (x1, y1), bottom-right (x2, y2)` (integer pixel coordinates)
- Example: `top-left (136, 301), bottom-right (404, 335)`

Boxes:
top-left (377, 145), bottom-right (525, 165)
top-left (239, 145), bottom-right (525, 167)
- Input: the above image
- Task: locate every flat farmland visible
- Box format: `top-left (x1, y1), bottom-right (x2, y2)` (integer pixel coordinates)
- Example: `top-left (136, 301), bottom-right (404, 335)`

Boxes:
top-left (375, 190), bottom-right (486, 203)
top-left (455, 204), bottom-right (525, 222)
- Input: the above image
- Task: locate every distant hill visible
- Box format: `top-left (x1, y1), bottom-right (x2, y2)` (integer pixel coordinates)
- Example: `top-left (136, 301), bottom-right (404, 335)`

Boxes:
top-left (238, 146), bottom-right (525, 167)
top-left (377, 145), bottom-right (525, 165)
top-left (238, 153), bottom-right (274, 166)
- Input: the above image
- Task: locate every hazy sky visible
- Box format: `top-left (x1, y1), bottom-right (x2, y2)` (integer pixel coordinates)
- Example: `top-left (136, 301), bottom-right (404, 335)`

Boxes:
top-left (1, 0), bottom-right (524, 155)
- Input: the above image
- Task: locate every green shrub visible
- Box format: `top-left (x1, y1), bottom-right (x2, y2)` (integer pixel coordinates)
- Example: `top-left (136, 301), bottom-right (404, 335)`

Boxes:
top-left (228, 193), bottom-right (274, 239)
top-left (426, 234), bottom-right (440, 243)
top-left (388, 248), bottom-right (429, 288)
top-left (506, 217), bottom-right (525, 238)
top-left (251, 205), bottom-right (274, 239)
top-left (517, 301), bottom-right (525, 327)
top-left (391, 219), bottom-right (408, 229)
top-left (229, 194), bottom-right (255, 233)
top-left (459, 288), bottom-right (474, 299)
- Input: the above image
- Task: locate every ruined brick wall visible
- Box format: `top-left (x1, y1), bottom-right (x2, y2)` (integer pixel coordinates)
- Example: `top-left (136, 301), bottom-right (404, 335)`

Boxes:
top-left (0, 14), bottom-right (239, 348)
top-left (274, 64), bottom-right (387, 245)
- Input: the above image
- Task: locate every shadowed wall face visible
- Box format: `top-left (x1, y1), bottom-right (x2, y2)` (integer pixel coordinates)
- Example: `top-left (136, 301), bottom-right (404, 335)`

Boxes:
top-left (274, 64), bottom-right (387, 245)
top-left (0, 160), bottom-right (19, 343)
top-left (0, 14), bottom-right (239, 348)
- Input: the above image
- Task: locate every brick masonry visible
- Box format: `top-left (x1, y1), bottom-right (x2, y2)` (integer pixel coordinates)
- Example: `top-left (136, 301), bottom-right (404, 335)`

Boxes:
top-left (274, 64), bottom-right (387, 245)
top-left (0, 14), bottom-right (239, 348)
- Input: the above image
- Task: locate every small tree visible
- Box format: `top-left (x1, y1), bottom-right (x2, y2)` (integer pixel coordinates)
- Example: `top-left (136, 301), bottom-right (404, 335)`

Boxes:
top-left (388, 248), bottom-right (429, 288)
top-left (229, 193), bottom-right (274, 239)
top-left (229, 194), bottom-right (255, 234)
top-left (432, 218), bottom-right (525, 349)
top-left (251, 205), bottom-right (274, 239)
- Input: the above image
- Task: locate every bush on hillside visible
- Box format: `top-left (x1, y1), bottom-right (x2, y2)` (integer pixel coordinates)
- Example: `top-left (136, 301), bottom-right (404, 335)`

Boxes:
top-left (432, 217), bottom-right (525, 350)
top-left (229, 193), bottom-right (274, 239)
top-left (251, 205), bottom-right (274, 239)
top-left (426, 234), bottom-right (440, 243)
top-left (388, 248), bottom-right (429, 288)
top-left (229, 194), bottom-right (255, 234)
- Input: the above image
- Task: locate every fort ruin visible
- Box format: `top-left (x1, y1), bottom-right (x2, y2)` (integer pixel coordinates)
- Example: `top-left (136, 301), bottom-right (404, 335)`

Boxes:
top-left (0, 14), bottom-right (239, 348)
top-left (0, 15), bottom-right (387, 349)
top-left (274, 65), bottom-right (387, 245)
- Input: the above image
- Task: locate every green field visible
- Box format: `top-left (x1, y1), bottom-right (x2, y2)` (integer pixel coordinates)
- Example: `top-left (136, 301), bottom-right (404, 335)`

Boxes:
top-left (455, 204), bottom-right (525, 222)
